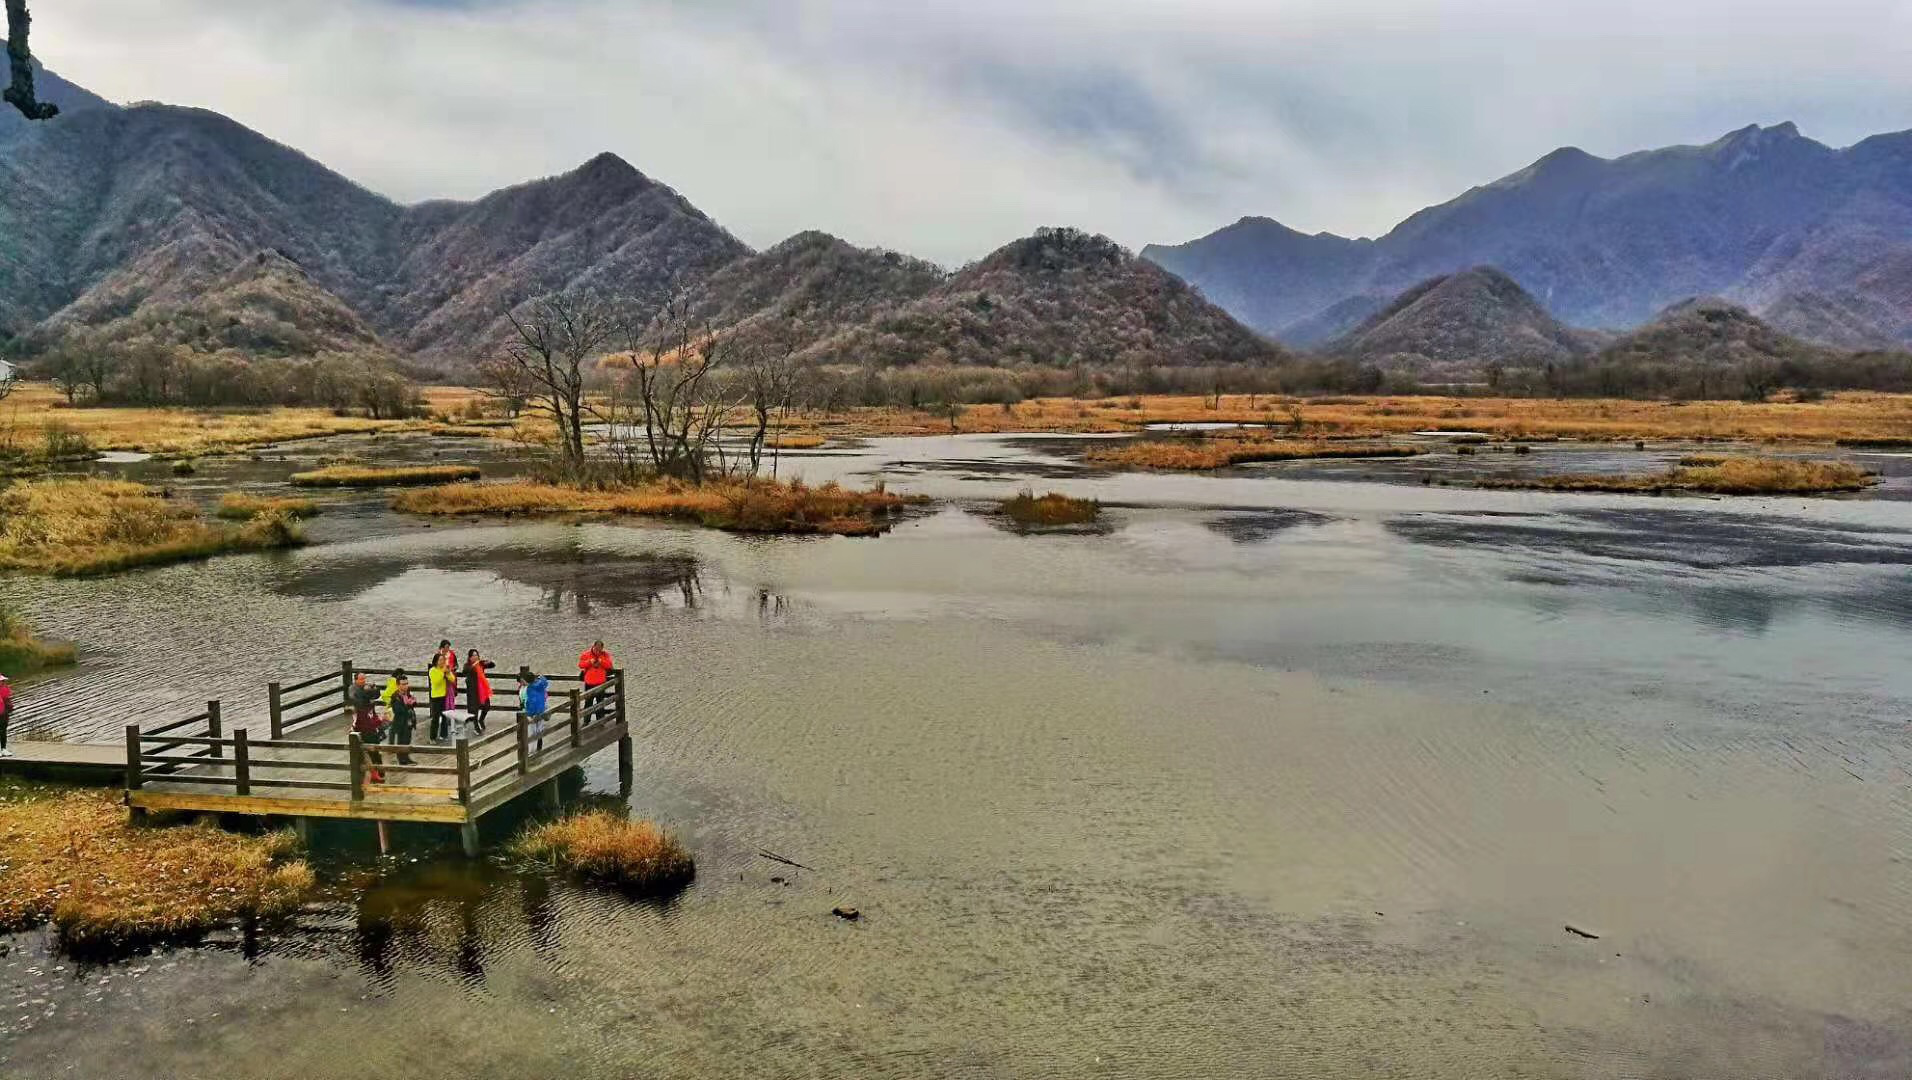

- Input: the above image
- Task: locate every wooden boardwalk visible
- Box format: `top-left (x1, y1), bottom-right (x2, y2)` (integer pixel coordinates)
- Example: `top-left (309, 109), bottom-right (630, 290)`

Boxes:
top-left (123, 663), bottom-right (632, 854)
top-left (0, 740), bottom-right (126, 783)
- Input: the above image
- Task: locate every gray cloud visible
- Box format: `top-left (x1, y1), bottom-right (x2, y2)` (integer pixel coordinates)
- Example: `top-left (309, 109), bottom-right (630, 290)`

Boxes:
top-left (34, 0), bottom-right (1912, 264)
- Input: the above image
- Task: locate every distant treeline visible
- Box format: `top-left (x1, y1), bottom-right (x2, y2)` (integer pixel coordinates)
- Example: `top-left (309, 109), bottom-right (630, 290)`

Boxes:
top-left (24, 339), bottom-right (425, 415)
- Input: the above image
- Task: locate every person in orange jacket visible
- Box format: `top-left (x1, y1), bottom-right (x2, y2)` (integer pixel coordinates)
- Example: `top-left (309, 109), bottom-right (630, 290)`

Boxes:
top-left (579, 641), bottom-right (614, 721)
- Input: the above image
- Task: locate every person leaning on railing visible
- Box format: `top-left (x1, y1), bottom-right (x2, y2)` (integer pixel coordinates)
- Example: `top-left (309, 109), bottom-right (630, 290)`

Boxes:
top-left (579, 640), bottom-right (614, 721)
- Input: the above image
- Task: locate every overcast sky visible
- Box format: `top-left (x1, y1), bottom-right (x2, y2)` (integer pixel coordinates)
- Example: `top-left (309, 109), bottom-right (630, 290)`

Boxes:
top-left (35, 0), bottom-right (1912, 264)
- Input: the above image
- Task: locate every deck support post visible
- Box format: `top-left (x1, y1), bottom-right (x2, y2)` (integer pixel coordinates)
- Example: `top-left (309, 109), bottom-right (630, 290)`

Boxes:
top-left (375, 819), bottom-right (390, 856)
top-left (233, 728), bottom-right (251, 796)
top-left (541, 777), bottom-right (561, 813)
top-left (124, 723), bottom-right (144, 792)
top-left (292, 817), bottom-right (312, 846)
top-left (454, 738), bottom-right (472, 805)
top-left (458, 822), bottom-right (480, 857)
top-left (617, 734), bottom-right (633, 791)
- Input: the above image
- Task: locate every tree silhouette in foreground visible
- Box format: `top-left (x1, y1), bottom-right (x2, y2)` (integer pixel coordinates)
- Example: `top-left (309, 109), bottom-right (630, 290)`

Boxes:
top-left (5, 0), bottom-right (56, 121)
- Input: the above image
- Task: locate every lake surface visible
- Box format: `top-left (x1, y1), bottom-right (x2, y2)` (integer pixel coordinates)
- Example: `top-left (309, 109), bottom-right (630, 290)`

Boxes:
top-left (4, 433), bottom-right (1911, 1078)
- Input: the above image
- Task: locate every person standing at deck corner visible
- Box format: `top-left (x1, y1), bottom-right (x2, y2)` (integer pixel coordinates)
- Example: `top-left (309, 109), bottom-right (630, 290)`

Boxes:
top-left (463, 649), bottom-right (495, 734)
top-left (579, 640), bottom-right (614, 720)
top-left (350, 672), bottom-right (388, 784)
top-left (0, 674), bottom-right (13, 758)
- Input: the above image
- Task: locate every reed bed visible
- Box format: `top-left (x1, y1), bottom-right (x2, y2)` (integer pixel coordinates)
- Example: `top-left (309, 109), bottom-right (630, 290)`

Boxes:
top-left (290, 464), bottom-right (482, 488)
top-left (0, 784), bottom-right (313, 956)
top-left (512, 811), bottom-right (695, 895)
top-left (215, 493), bottom-right (322, 520)
top-left (393, 477), bottom-right (924, 536)
top-left (1086, 437), bottom-right (1421, 471)
top-left (766, 434), bottom-right (828, 450)
top-left (999, 490), bottom-right (1101, 526)
top-left (0, 479), bottom-right (303, 576)
top-left (1487, 456), bottom-right (1877, 496)
top-left (0, 383), bottom-right (438, 455)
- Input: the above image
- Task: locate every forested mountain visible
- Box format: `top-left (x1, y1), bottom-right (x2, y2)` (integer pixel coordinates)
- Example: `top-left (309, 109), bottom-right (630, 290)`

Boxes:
top-left (1324, 267), bottom-right (1589, 368)
top-left (1145, 123), bottom-right (1912, 348)
top-left (0, 86), bottom-right (745, 358)
top-left (784, 228), bottom-right (1281, 368)
top-left (1596, 298), bottom-right (1828, 369)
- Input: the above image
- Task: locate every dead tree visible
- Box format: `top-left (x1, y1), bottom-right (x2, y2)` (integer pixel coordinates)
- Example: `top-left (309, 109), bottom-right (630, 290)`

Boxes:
top-left (5, 0), bottom-right (57, 121)
top-left (739, 345), bottom-right (799, 476)
top-left (483, 293), bottom-right (614, 472)
top-left (607, 292), bottom-right (740, 484)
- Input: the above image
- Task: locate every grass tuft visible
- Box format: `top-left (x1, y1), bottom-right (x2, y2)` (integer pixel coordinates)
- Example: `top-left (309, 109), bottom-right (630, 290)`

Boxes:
top-left (1086, 437), bottom-right (1421, 471)
top-left (1000, 490), bottom-right (1101, 526)
top-left (393, 477), bottom-right (925, 537)
top-left (1488, 455), bottom-right (1877, 496)
top-left (215, 493), bottom-right (322, 520)
top-left (290, 464), bottom-right (482, 488)
top-left (0, 478), bottom-right (303, 577)
top-left (0, 785), bottom-right (313, 957)
top-left (512, 810), bottom-right (695, 895)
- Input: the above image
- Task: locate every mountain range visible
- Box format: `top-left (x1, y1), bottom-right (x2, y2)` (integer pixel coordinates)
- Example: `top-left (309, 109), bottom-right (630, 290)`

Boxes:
top-left (1143, 122), bottom-right (1912, 350)
top-left (2, 65), bottom-right (1909, 373)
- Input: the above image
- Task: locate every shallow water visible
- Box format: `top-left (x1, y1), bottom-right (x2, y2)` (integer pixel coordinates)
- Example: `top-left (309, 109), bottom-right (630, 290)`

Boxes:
top-left (4, 433), bottom-right (1911, 1078)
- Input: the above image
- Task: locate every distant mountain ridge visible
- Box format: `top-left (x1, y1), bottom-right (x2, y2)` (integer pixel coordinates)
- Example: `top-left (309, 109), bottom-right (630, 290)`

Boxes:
top-left (1323, 267), bottom-right (1590, 369)
top-left (1145, 122), bottom-right (1912, 348)
top-left (0, 85), bottom-right (747, 357)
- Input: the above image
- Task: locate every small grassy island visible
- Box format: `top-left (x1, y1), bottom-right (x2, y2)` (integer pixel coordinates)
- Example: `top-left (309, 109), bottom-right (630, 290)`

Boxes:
top-left (1086, 436), bottom-right (1422, 471)
top-left (999, 490), bottom-right (1101, 526)
top-left (215, 493), bottom-right (323, 520)
top-left (393, 476), bottom-right (925, 537)
top-left (1485, 455), bottom-right (1877, 496)
top-left (290, 464), bottom-right (482, 488)
top-left (0, 782), bottom-right (314, 956)
top-left (512, 811), bottom-right (696, 895)
top-left (0, 478), bottom-right (304, 577)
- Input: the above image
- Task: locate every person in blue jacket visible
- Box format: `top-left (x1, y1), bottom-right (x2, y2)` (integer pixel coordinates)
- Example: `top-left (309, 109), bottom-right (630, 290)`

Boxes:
top-left (518, 670), bottom-right (551, 751)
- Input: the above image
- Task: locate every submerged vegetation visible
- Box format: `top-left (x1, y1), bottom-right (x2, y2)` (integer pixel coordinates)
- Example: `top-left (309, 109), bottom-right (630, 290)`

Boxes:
top-left (0, 783), bottom-right (314, 956)
top-left (0, 479), bottom-right (304, 576)
top-left (393, 477), bottom-right (924, 536)
top-left (0, 604), bottom-right (76, 675)
top-left (1086, 436), bottom-right (1421, 471)
top-left (215, 493), bottom-right (322, 520)
top-left (999, 490), bottom-right (1101, 526)
top-left (512, 811), bottom-right (695, 895)
top-left (290, 464), bottom-right (481, 488)
top-left (1486, 455), bottom-right (1878, 496)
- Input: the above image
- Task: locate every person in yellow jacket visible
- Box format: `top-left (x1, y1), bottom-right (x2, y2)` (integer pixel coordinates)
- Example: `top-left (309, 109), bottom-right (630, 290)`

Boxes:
top-left (427, 640), bottom-right (454, 741)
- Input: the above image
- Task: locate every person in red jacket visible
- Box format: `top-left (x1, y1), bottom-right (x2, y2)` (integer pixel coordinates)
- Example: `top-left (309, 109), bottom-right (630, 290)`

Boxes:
top-left (0, 674), bottom-right (14, 758)
top-left (579, 641), bottom-right (614, 721)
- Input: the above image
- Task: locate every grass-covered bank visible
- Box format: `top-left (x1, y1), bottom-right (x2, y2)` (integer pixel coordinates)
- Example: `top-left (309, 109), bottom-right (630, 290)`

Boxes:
top-left (1484, 456), bottom-right (1878, 496)
top-left (0, 781), bottom-right (313, 956)
top-left (0, 479), bottom-right (303, 577)
top-left (290, 464), bottom-right (482, 488)
top-left (0, 604), bottom-right (76, 675)
top-left (394, 477), bottom-right (926, 536)
top-left (512, 811), bottom-right (695, 895)
top-left (214, 493), bottom-right (322, 520)
top-left (1086, 437), bottom-right (1422, 471)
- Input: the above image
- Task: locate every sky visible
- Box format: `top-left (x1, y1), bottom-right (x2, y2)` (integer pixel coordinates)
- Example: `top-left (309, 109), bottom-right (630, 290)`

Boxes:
top-left (33, 0), bottom-right (1912, 265)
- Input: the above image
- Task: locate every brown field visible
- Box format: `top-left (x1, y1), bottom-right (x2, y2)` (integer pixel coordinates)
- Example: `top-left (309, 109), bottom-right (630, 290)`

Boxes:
top-left (1485, 455), bottom-right (1878, 496)
top-left (1000, 490), bottom-right (1101, 526)
top-left (393, 476), bottom-right (926, 536)
top-left (0, 782), bottom-right (313, 956)
top-left (215, 493), bottom-right (322, 520)
top-left (781, 392), bottom-right (1912, 444)
top-left (1085, 437), bottom-right (1422, 471)
top-left (0, 478), bottom-right (304, 576)
top-left (0, 383), bottom-right (461, 456)
top-left (512, 811), bottom-right (694, 895)
top-left (290, 464), bottom-right (482, 488)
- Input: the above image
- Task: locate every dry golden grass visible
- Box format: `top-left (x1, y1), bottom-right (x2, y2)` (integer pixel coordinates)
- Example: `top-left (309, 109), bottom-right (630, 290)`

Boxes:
top-left (766, 434), bottom-right (828, 450)
top-left (1000, 490), bottom-right (1101, 526)
top-left (0, 478), bottom-right (304, 576)
top-left (0, 382), bottom-right (441, 456)
top-left (1488, 456), bottom-right (1878, 496)
top-left (512, 810), bottom-right (694, 894)
top-left (215, 493), bottom-right (322, 520)
top-left (769, 392), bottom-right (1912, 444)
top-left (0, 606), bottom-right (76, 675)
top-left (393, 476), bottom-right (925, 536)
top-left (1086, 437), bottom-right (1422, 471)
top-left (0, 783), bottom-right (313, 955)
top-left (290, 464), bottom-right (481, 488)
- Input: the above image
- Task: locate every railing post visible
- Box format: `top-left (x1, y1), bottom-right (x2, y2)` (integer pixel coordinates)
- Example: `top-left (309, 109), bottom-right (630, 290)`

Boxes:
top-left (614, 668), bottom-right (627, 729)
top-left (268, 682), bottom-right (284, 739)
top-left (233, 728), bottom-right (251, 796)
top-left (349, 733), bottom-right (365, 801)
top-left (340, 660), bottom-right (354, 710)
top-left (206, 700), bottom-right (224, 760)
top-left (455, 737), bottom-right (472, 805)
top-left (124, 723), bottom-right (144, 791)
top-left (568, 689), bottom-right (582, 748)
top-left (515, 712), bottom-right (531, 775)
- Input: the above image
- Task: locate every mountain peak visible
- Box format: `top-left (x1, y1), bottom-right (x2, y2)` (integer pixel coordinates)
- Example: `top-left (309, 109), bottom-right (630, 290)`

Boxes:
top-left (577, 151), bottom-right (640, 179)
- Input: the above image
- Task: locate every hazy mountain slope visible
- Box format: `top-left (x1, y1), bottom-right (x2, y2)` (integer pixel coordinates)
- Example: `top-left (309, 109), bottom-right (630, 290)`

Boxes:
top-left (0, 99), bottom-right (745, 357)
top-left (1278, 291), bottom-right (1396, 349)
top-left (0, 62), bottom-right (115, 145)
top-left (1597, 297), bottom-right (1829, 368)
top-left (1759, 291), bottom-right (1905, 350)
top-left (1148, 123), bottom-right (1912, 345)
top-left (803, 228), bottom-right (1281, 368)
top-left (1326, 267), bottom-right (1588, 366)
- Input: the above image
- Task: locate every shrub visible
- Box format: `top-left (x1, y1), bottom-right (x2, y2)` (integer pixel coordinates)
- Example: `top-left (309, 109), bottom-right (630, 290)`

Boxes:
top-left (512, 811), bottom-right (694, 895)
top-left (40, 421), bottom-right (91, 462)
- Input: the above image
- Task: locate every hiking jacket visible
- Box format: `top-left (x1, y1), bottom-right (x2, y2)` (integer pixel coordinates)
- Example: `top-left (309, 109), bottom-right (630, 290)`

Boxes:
top-left (428, 663), bottom-right (450, 699)
top-left (522, 676), bottom-right (550, 717)
top-left (579, 648), bottom-right (614, 688)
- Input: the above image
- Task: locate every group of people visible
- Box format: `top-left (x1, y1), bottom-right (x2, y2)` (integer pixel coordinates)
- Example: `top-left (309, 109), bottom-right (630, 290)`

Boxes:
top-left (348, 640), bottom-right (616, 784)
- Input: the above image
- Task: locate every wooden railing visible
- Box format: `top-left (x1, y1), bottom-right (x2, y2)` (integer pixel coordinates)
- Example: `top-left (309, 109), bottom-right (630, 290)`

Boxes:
top-left (127, 665), bottom-right (626, 807)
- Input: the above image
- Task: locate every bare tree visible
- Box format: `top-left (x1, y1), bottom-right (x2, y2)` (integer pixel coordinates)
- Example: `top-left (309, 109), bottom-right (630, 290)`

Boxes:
top-left (482, 293), bottom-right (615, 472)
top-left (607, 291), bottom-right (740, 484)
top-left (739, 345), bottom-right (799, 476)
top-left (5, 0), bottom-right (56, 120)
